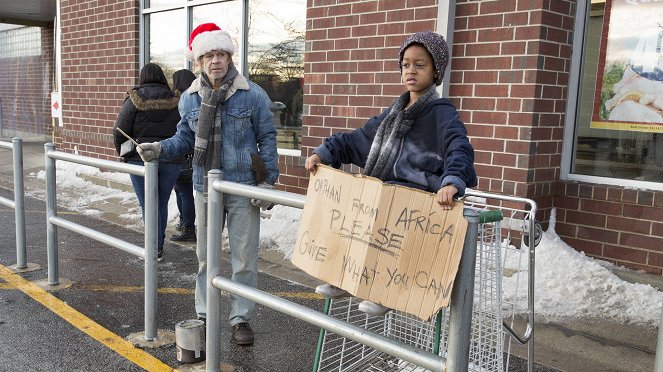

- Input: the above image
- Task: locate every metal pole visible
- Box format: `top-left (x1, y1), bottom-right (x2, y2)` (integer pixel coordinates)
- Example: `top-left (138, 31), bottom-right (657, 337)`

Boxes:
top-left (206, 170), bottom-right (223, 372)
top-left (527, 216), bottom-right (536, 372)
top-left (655, 300), bottom-right (663, 372)
top-left (12, 137), bottom-right (26, 269)
top-left (144, 160), bottom-right (158, 340)
top-left (446, 208), bottom-right (480, 372)
top-left (44, 143), bottom-right (59, 285)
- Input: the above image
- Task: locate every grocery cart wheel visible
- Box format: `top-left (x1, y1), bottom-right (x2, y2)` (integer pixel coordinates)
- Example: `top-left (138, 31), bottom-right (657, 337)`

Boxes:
top-left (523, 220), bottom-right (542, 247)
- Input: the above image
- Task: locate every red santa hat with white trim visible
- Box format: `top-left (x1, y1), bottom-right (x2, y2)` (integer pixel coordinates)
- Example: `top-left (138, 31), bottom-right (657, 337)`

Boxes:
top-left (185, 23), bottom-right (236, 62)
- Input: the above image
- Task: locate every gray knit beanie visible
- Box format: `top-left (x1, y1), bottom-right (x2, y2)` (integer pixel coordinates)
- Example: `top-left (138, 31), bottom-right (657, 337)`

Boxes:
top-left (398, 31), bottom-right (449, 86)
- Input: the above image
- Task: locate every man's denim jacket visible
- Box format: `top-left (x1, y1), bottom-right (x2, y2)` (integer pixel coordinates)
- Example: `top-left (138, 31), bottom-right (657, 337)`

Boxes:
top-left (159, 75), bottom-right (279, 192)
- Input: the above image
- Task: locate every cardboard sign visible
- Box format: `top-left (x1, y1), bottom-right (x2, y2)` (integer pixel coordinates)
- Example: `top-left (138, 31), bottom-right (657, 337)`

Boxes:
top-left (292, 165), bottom-right (468, 320)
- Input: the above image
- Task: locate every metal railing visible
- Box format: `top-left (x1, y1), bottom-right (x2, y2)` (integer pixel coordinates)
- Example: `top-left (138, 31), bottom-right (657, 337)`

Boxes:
top-left (464, 189), bottom-right (538, 372)
top-left (0, 137), bottom-right (27, 269)
top-left (44, 143), bottom-right (161, 340)
top-left (204, 169), bottom-right (498, 372)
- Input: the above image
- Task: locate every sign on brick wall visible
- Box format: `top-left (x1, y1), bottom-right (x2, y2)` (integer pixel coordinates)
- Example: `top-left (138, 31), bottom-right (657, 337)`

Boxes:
top-left (51, 91), bottom-right (62, 126)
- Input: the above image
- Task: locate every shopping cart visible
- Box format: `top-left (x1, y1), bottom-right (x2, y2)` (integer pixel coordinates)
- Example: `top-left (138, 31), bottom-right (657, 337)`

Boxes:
top-left (313, 192), bottom-right (538, 372)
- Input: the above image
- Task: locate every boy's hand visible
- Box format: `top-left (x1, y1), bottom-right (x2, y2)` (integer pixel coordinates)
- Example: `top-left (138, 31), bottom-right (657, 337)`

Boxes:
top-left (305, 154), bottom-right (321, 174)
top-left (436, 185), bottom-right (458, 210)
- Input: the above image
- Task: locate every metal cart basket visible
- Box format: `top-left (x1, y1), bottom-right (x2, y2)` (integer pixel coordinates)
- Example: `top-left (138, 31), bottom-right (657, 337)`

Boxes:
top-left (313, 192), bottom-right (538, 372)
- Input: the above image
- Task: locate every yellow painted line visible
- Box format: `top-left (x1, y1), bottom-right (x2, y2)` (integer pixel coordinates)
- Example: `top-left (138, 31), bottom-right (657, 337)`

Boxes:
top-left (54, 210), bottom-right (81, 216)
top-left (0, 265), bottom-right (172, 371)
top-left (273, 291), bottom-right (323, 300)
top-left (78, 284), bottom-right (194, 295)
top-left (0, 207), bottom-right (78, 215)
top-left (76, 284), bottom-right (323, 300)
top-left (0, 283), bottom-right (12, 289)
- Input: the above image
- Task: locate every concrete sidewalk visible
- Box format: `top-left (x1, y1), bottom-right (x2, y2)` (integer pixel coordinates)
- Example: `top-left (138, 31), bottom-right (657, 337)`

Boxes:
top-left (1, 137), bottom-right (661, 372)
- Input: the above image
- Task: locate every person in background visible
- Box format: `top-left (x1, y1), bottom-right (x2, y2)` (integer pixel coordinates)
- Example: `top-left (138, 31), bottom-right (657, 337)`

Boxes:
top-left (113, 63), bottom-right (182, 261)
top-left (136, 23), bottom-right (279, 346)
top-left (171, 69), bottom-right (197, 242)
top-left (304, 31), bottom-right (478, 316)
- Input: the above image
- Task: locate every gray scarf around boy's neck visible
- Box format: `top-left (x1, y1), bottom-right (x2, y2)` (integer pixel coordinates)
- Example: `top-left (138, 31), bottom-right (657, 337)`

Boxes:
top-left (193, 65), bottom-right (239, 179)
top-left (364, 85), bottom-right (439, 180)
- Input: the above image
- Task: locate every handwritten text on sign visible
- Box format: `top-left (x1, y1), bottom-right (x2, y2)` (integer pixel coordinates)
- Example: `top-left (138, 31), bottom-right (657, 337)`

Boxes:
top-left (292, 165), bottom-right (468, 320)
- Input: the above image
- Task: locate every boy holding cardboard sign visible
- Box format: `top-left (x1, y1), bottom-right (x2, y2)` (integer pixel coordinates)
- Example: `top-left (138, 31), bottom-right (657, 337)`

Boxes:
top-left (304, 31), bottom-right (477, 316)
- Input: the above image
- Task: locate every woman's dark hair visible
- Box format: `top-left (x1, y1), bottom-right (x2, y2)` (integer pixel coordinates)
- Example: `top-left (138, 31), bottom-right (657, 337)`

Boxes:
top-left (172, 69), bottom-right (196, 93)
top-left (139, 63), bottom-right (170, 89)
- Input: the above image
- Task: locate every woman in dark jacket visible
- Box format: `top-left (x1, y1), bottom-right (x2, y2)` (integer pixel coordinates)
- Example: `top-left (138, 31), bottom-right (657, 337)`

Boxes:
top-left (170, 69), bottom-right (197, 242)
top-left (113, 63), bottom-right (182, 260)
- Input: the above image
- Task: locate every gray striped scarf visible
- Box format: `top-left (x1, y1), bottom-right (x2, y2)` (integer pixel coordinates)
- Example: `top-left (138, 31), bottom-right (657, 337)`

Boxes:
top-left (193, 66), bottom-right (239, 176)
top-left (364, 85), bottom-right (439, 180)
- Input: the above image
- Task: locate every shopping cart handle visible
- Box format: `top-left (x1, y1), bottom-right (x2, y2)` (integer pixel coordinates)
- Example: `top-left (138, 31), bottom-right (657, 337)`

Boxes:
top-left (478, 210), bottom-right (503, 224)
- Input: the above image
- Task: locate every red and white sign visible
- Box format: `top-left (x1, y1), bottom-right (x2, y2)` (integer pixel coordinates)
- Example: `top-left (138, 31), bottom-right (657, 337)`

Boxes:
top-left (51, 92), bottom-right (62, 122)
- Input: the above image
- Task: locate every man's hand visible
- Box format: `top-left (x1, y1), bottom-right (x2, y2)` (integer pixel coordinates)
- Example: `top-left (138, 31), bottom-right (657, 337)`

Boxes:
top-left (137, 142), bottom-right (162, 162)
top-left (436, 185), bottom-right (458, 210)
top-left (305, 154), bottom-right (321, 174)
top-left (251, 182), bottom-right (275, 210)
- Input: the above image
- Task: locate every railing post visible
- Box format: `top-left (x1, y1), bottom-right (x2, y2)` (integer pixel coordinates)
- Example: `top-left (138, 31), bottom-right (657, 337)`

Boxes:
top-left (206, 169), bottom-right (223, 372)
top-left (143, 160), bottom-right (158, 340)
top-left (655, 300), bottom-right (663, 372)
top-left (44, 143), bottom-right (59, 285)
top-left (446, 208), bottom-right (480, 372)
top-left (12, 137), bottom-right (27, 269)
top-left (527, 216), bottom-right (536, 372)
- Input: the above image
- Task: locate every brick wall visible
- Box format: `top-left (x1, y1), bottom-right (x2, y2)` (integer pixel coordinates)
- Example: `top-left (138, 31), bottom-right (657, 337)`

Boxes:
top-left (289, 0), bottom-right (440, 194)
top-left (295, 1), bottom-right (575, 216)
top-left (451, 0), bottom-right (574, 225)
top-left (0, 26), bottom-right (53, 138)
top-left (554, 182), bottom-right (663, 275)
top-left (46, 0), bottom-right (662, 273)
top-left (278, 0), bottom-right (663, 275)
top-left (442, 1), bottom-right (663, 274)
top-left (55, 0), bottom-right (139, 159)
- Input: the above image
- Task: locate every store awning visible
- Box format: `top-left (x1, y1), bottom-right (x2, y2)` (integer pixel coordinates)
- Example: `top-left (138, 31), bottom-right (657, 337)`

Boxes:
top-left (0, 0), bottom-right (56, 27)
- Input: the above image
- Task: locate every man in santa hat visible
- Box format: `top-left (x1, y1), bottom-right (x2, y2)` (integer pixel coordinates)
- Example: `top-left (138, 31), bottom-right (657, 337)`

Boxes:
top-left (137, 22), bottom-right (279, 346)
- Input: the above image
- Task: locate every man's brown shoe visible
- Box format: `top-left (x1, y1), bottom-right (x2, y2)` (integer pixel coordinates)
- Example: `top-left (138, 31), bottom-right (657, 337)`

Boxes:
top-left (231, 322), bottom-right (254, 345)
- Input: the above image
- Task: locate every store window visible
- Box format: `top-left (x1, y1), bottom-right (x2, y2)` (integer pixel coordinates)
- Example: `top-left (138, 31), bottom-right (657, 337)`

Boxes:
top-left (567, 0), bottom-right (663, 187)
top-left (247, 1), bottom-right (305, 150)
top-left (141, 0), bottom-right (304, 150)
top-left (147, 8), bottom-right (185, 82)
top-left (0, 24), bottom-right (41, 58)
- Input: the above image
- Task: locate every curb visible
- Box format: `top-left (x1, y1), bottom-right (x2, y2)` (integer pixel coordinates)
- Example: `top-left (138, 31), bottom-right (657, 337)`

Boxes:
top-left (77, 173), bottom-right (134, 193)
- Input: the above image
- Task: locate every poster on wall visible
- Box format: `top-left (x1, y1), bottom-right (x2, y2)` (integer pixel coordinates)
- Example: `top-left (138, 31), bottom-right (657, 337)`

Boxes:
top-left (591, 0), bottom-right (663, 133)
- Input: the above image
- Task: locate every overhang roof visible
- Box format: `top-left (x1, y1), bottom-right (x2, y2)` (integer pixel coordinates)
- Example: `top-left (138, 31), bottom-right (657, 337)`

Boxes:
top-left (0, 0), bottom-right (56, 27)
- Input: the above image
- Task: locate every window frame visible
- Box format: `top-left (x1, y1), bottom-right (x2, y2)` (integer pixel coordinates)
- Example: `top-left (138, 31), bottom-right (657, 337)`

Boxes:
top-left (139, 0), bottom-right (302, 154)
top-left (562, 0), bottom-right (663, 191)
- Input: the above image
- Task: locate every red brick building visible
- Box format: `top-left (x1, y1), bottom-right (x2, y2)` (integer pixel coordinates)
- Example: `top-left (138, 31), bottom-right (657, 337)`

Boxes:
top-left (1, 1), bottom-right (662, 273)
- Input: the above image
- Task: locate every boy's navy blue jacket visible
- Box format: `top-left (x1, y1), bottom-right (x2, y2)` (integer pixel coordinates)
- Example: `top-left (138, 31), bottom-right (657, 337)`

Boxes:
top-left (314, 97), bottom-right (477, 196)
